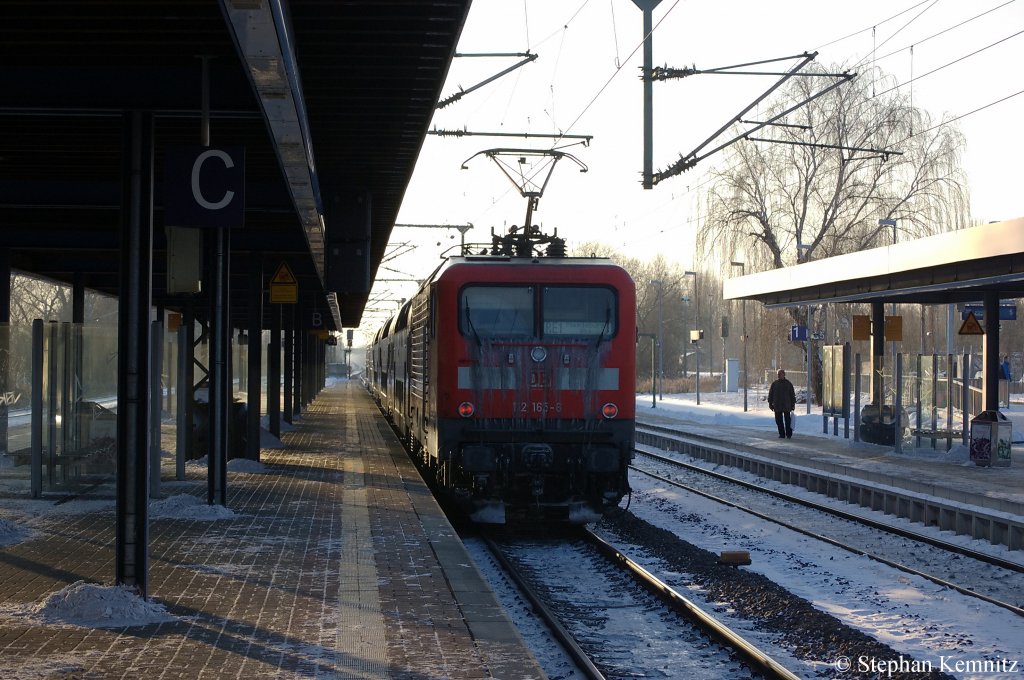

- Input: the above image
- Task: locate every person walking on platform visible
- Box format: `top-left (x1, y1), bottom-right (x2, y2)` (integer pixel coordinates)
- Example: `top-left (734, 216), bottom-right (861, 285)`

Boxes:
top-left (768, 369), bottom-right (797, 439)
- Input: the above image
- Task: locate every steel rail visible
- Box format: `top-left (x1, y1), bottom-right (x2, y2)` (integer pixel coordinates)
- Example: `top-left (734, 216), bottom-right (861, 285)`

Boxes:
top-left (481, 535), bottom-right (607, 680)
top-left (635, 422), bottom-right (1024, 574)
top-left (581, 527), bottom-right (801, 680)
top-left (631, 446), bottom-right (1024, 618)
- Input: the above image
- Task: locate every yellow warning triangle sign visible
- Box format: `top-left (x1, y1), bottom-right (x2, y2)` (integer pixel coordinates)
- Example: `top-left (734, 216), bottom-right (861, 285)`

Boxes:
top-left (958, 311), bottom-right (984, 335)
top-left (270, 262), bottom-right (297, 285)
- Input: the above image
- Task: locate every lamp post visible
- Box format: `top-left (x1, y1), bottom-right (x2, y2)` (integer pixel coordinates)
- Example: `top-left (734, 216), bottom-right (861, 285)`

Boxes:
top-left (681, 294), bottom-right (690, 377)
top-left (730, 261), bottom-right (747, 412)
top-left (880, 218), bottom-right (898, 376)
top-left (796, 243), bottom-right (813, 414)
top-left (684, 270), bottom-right (698, 404)
top-left (650, 279), bottom-right (664, 400)
top-left (639, 333), bottom-right (657, 408)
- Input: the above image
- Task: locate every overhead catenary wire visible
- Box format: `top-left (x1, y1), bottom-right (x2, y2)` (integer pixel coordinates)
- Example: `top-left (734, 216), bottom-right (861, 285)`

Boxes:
top-left (554, 0), bottom-right (685, 146)
top-left (407, 1), bottom-right (1022, 285)
top-left (626, 1), bottom-right (1023, 257)
top-left (897, 88), bottom-right (1024, 145)
top-left (851, 0), bottom-right (940, 70)
top-left (813, 0), bottom-right (934, 50)
top-left (868, 0), bottom-right (1017, 66)
top-left (873, 28), bottom-right (1024, 98)
top-left (609, 0), bottom-right (622, 67)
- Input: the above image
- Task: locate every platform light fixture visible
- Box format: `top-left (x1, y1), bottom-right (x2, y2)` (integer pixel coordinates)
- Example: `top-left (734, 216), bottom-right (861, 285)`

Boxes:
top-left (684, 270), bottom-right (698, 405)
top-left (730, 261), bottom-right (747, 412)
top-left (649, 279), bottom-right (664, 401)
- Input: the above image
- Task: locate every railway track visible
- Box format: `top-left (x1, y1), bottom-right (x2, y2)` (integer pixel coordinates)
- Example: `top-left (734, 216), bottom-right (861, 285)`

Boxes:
top-left (632, 427), bottom-right (1024, 617)
top-left (475, 529), bottom-right (800, 680)
top-left (633, 419), bottom-right (1024, 553)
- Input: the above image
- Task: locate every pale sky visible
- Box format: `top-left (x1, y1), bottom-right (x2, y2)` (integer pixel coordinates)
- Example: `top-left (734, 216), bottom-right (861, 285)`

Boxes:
top-left (358, 0), bottom-right (1024, 336)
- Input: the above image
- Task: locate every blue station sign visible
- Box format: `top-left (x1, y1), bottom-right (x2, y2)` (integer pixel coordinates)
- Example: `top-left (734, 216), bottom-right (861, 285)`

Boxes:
top-left (960, 304), bottom-right (1017, 321)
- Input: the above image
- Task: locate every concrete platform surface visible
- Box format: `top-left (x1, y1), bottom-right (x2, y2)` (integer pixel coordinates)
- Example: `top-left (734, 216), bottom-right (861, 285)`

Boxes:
top-left (0, 381), bottom-right (546, 679)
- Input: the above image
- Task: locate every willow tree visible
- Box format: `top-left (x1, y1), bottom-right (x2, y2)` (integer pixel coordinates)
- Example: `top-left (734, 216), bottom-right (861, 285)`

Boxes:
top-left (696, 64), bottom-right (970, 402)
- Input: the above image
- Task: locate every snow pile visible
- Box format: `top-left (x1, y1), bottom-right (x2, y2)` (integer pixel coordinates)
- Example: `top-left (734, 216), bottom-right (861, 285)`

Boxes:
top-left (261, 414), bottom-right (296, 432)
top-left (227, 457), bottom-right (266, 473)
top-left (34, 581), bottom-right (176, 628)
top-left (149, 493), bottom-right (235, 520)
top-left (0, 516), bottom-right (32, 546)
top-left (260, 428), bottom-right (285, 449)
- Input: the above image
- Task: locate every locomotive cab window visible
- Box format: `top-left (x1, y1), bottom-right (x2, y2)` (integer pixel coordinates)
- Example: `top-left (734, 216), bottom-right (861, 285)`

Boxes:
top-left (542, 286), bottom-right (617, 338)
top-left (460, 286), bottom-right (534, 338)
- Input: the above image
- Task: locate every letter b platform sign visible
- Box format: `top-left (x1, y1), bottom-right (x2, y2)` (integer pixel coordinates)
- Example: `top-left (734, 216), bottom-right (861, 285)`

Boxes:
top-left (164, 146), bottom-right (246, 228)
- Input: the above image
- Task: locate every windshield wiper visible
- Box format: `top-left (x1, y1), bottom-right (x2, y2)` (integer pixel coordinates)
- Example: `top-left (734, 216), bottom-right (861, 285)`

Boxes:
top-left (464, 303), bottom-right (483, 347)
top-left (595, 306), bottom-right (611, 347)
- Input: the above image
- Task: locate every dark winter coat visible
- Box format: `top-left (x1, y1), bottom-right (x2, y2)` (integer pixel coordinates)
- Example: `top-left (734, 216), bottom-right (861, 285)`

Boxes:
top-left (768, 377), bottom-right (796, 413)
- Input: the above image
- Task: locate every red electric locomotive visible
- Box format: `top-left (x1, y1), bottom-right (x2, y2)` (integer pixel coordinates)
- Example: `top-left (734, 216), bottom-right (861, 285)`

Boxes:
top-left (369, 227), bottom-right (635, 524)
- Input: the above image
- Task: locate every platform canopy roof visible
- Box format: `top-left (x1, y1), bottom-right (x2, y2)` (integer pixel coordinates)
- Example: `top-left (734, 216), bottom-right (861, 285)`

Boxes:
top-left (0, 0), bottom-right (472, 329)
top-left (724, 218), bottom-right (1024, 308)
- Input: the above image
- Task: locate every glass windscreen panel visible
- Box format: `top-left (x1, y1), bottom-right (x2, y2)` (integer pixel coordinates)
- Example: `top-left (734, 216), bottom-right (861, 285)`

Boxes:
top-left (542, 286), bottom-right (616, 338)
top-left (461, 286), bottom-right (534, 338)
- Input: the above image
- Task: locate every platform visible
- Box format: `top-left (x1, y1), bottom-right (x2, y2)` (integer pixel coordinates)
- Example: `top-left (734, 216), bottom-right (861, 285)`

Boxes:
top-left (0, 381), bottom-right (546, 679)
top-left (637, 406), bottom-right (1024, 551)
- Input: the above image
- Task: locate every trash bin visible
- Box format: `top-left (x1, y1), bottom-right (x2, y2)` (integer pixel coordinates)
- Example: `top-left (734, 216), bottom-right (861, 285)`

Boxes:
top-left (969, 410), bottom-right (1012, 467)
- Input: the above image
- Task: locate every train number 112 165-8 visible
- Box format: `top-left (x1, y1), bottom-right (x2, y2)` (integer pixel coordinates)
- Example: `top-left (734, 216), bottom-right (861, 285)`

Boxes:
top-left (513, 401), bottom-right (562, 414)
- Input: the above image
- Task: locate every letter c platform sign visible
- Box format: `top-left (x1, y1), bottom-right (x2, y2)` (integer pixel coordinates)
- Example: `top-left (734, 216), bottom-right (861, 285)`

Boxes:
top-left (164, 146), bottom-right (246, 228)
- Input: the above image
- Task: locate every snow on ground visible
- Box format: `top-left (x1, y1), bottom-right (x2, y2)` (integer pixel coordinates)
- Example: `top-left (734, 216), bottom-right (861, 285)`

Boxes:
top-left (637, 387), bottom-right (1024, 462)
top-left (226, 457), bottom-right (267, 473)
top-left (620, 471), bottom-right (1024, 678)
top-left (597, 388), bottom-right (1024, 678)
top-left (148, 493), bottom-right (235, 520)
top-left (0, 383), bottom-right (1020, 675)
top-left (26, 581), bottom-right (177, 628)
top-left (0, 515), bottom-right (33, 545)
top-left (0, 495), bottom-right (230, 632)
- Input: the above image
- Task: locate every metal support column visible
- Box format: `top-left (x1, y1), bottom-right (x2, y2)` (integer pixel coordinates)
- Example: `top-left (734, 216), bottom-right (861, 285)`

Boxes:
top-left (294, 302), bottom-right (303, 414)
top-left (268, 306), bottom-right (281, 438)
top-left (631, 0), bottom-right (663, 189)
top-left (150, 318), bottom-right (163, 497)
top-left (246, 258), bottom-right (263, 460)
top-left (0, 248), bottom-right (9, 457)
top-left (71, 273), bottom-right (84, 454)
top-left (983, 291), bottom-right (1000, 412)
top-left (116, 110), bottom-right (154, 596)
top-left (871, 301), bottom-right (885, 407)
top-left (30, 320), bottom-right (43, 498)
top-left (206, 225), bottom-right (229, 506)
top-left (283, 304), bottom-right (293, 424)
top-left (175, 319), bottom-right (188, 481)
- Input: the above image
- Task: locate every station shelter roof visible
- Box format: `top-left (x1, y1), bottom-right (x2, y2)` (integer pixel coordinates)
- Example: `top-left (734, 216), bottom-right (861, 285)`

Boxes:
top-left (0, 1), bottom-right (472, 329)
top-left (724, 218), bottom-right (1024, 308)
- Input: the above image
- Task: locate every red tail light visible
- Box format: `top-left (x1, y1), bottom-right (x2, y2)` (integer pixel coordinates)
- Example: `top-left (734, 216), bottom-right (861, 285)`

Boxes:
top-left (601, 403), bottom-right (618, 419)
top-left (458, 401), bottom-right (475, 418)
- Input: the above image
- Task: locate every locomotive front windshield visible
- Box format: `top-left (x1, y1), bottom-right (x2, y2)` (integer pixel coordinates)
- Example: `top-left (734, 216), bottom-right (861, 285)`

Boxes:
top-left (542, 286), bottom-right (616, 337)
top-left (460, 285), bottom-right (616, 339)
top-left (461, 286), bottom-right (534, 337)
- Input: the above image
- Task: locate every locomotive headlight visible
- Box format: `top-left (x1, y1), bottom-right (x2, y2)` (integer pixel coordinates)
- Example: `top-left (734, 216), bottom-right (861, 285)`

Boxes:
top-left (601, 402), bottom-right (618, 419)
top-left (530, 346), bottom-right (548, 363)
top-left (458, 401), bottom-right (475, 418)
